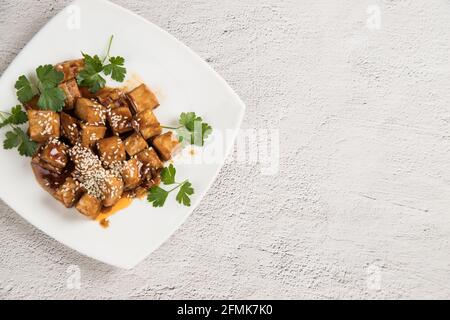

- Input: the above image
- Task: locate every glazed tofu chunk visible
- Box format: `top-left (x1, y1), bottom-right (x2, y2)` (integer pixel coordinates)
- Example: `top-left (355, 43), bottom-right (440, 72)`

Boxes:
top-left (152, 132), bottom-right (180, 161)
top-left (55, 177), bottom-right (83, 208)
top-left (76, 193), bottom-right (101, 218)
top-left (39, 139), bottom-right (69, 173)
top-left (124, 133), bottom-right (147, 157)
top-left (59, 79), bottom-right (81, 110)
top-left (127, 84), bottom-right (159, 113)
top-left (107, 106), bottom-right (133, 134)
top-left (28, 110), bottom-right (60, 143)
top-left (121, 158), bottom-right (142, 190)
top-left (102, 175), bottom-right (124, 207)
top-left (136, 147), bottom-right (163, 170)
top-left (80, 124), bottom-right (107, 147)
top-left (55, 59), bottom-right (85, 82)
top-left (60, 112), bottom-right (79, 145)
top-left (133, 109), bottom-right (162, 139)
top-left (97, 136), bottom-right (126, 167)
top-left (75, 98), bottom-right (105, 125)
top-left (96, 87), bottom-right (123, 107)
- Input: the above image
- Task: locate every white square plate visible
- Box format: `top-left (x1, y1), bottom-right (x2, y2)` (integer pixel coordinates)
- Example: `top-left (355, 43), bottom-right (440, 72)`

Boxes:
top-left (0, 0), bottom-right (245, 268)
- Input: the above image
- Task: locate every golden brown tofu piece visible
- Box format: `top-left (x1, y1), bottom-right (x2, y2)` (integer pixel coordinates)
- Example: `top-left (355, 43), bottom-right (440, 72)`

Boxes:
top-left (124, 133), bottom-right (147, 156)
top-left (121, 158), bottom-right (142, 190)
top-left (96, 87), bottom-right (123, 107)
top-left (28, 110), bottom-right (60, 143)
top-left (75, 98), bottom-right (105, 125)
top-left (102, 175), bottom-right (124, 207)
top-left (79, 86), bottom-right (97, 99)
top-left (59, 79), bottom-right (81, 110)
top-left (69, 143), bottom-right (103, 171)
top-left (55, 177), bottom-right (83, 208)
top-left (152, 132), bottom-right (180, 161)
top-left (76, 193), bottom-right (101, 218)
top-left (127, 84), bottom-right (159, 113)
top-left (136, 147), bottom-right (163, 169)
top-left (80, 124), bottom-right (107, 147)
top-left (60, 112), bottom-right (79, 145)
top-left (39, 139), bottom-right (69, 173)
top-left (97, 136), bottom-right (126, 167)
top-left (133, 109), bottom-right (162, 139)
top-left (107, 106), bottom-right (133, 134)
top-left (55, 59), bottom-right (85, 82)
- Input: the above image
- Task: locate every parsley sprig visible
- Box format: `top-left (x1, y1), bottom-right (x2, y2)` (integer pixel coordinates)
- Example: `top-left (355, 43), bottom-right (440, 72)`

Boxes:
top-left (147, 164), bottom-right (194, 207)
top-left (0, 106), bottom-right (37, 157)
top-left (77, 35), bottom-right (127, 93)
top-left (162, 112), bottom-right (212, 146)
top-left (15, 65), bottom-right (66, 111)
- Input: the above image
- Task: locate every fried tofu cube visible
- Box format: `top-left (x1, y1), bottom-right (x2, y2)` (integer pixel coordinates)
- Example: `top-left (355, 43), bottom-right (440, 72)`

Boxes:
top-left (80, 124), bottom-right (107, 147)
top-left (121, 158), bottom-right (142, 190)
top-left (60, 112), bottom-right (79, 145)
top-left (76, 193), bottom-right (101, 218)
top-left (107, 106), bottom-right (133, 134)
top-left (59, 79), bottom-right (81, 110)
top-left (75, 98), bottom-right (105, 125)
top-left (102, 175), bottom-right (124, 207)
top-left (28, 110), bottom-right (60, 143)
top-left (55, 177), bottom-right (83, 208)
top-left (79, 86), bottom-right (97, 99)
top-left (124, 133), bottom-right (148, 156)
top-left (133, 109), bottom-right (162, 139)
top-left (97, 136), bottom-right (126, 167)
top-left (136, 147), bottom-right (163, 169)
top-left (39, 139), bottom-right (69, 173)
top-left (96, 88), bottom-right (123, 107)
top-left (69, 143), bottom-right (103, 170)
top-left (152, 132), bottom-right (180, 161)
top-left (55, 59), bottom-right (85, 82)
top-left (127, 84), bottom-right (159, 113)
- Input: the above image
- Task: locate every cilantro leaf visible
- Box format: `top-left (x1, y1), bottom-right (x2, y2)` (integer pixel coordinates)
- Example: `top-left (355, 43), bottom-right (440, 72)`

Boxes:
top-left (15, 75), bottom-right (34, 103)
top-left (76, 53), bottom-right (106, 93)
top-left (10, 105), bottom-right (28, 124)
top-left (36, 65), bottom-right (64, 89)
top-left (38, 87), bottom-right (66, 111)
top-left (3, 128), bottom-right (37, 157)
top-left (177, 112), bottom-right (212, 146)
top-left (16, 128), bottom-right (38, 156)
top-left (0, 105), bottom-right (28, 128)
top-left (176, 181), bottom-right (194, 206)
top-left (160, 164), bottom-right (176, 185)
top-left (147, 186), bottom-right (169, 207)
top-left (3, 130), bottom-right (20, 149)
top-left (103, 56), bottom-right (126, 82)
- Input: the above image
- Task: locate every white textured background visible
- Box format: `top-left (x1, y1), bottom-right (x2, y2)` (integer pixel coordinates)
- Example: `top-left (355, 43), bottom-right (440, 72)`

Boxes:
top-left (1, 0), bottom-right (450, 299)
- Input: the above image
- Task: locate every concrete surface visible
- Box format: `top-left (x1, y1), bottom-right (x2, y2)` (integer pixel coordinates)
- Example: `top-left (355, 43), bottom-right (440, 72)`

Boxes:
top-left (1, 0), bottom-right (450, 299)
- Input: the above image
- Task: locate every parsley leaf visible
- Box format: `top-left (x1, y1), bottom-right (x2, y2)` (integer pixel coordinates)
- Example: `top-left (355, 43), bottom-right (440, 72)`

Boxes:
top-left (15, 75), bottom-right (34, 103)
top-left (0, 105), bottom-right (27, 128)
top-left (36, 65), bottom-right (64, 88)
top-left (103, 56), bottom-right (126, 82)
top-left (3, 127), bottom-right (37, 157)
top-left (147, 164), bottom-right (195, 208)
top-left (176, 181), bottom-right (194, 206)
top-left (176, 112), bottom-right (212, 146)
top-left (160, 164), bottom-right (176, 185)
top-left (76, 53), bottom-right (106, 93)
top-left (77, 36), bottom-right (127, 92)
top-left (3, 130), bottom-right (20, 149)
top-left (147, 186), bottom-right (169, 207)
top-left (38, 86), bottom-right (66, 112)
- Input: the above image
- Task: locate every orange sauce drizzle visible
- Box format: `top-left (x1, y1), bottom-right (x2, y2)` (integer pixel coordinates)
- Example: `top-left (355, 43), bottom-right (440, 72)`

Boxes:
top-left (96, 197), bottom-right (134, 228)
